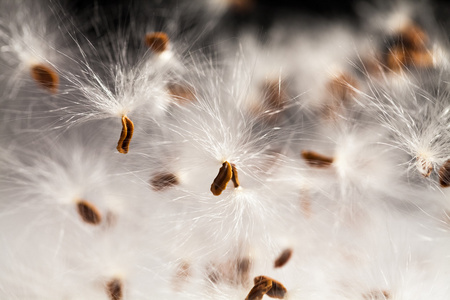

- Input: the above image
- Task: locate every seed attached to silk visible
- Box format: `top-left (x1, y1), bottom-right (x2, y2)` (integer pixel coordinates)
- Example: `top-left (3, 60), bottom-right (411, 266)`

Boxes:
top-left (250, 276), bottom-right (287, 300)
top-left (106, 278), bottom-right (123, 300)
top-left (301, 150), bottom-right (333, 168)
top-left (150, 172), bottom-right (179, 191)
top-left (116, 115), bottom-right (134, 154)
top-left (245, 276), bottom-right (273, 300)
top-left (145, 32), bottom-right (170, 53)
top-left (439, 160), bottom-right (450, 187)
top-left (210, 161), bottom-right (233, 196)
top-left (274, 248), bottom-right (292, 268)
top-left (30, 63), bottom-right (59, 93)
top-left (230, 163), bottom-right (240, 188)
top-left (76, 200), bottom-right (101, 225)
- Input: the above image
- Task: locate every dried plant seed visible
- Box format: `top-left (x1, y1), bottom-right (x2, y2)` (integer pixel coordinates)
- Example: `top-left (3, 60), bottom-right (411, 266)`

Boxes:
top-left (439, 160), bottom-right (450, 187)
top-left (254, 276), bottom-right (287, 299)
top-left (167, 83), bottom-right (196, 103)
top-left (327, 73), bottom-right (358, 102)
top-left (30, 64), bottom-right (59, 93)
top-left (150, 173), bottom-right (179, 191)
top-left (210, 161), bottom-right (233, 196)
top-left (145, 32), bottom-right (169, 53)
top-left (76, 200), bottom-right (101, 225)
top-left (237, 257), bottom-right (251, 286)
top-left (301, 150), bottom-right (334, 168)
top-left (106, 278), bottom-right (123, 300)
top-left (116, 115), bottom-right (134, 154)
top-left (245, 276), bottom-right (273, 300)
top-left (274, 248), bottom-right (292, 268)
top-left (231, 163), bottom-right (240, 188)
top-left (363, 290), bottom-right (390, 300)
top-left (399, 23), bottom-right (428, 49)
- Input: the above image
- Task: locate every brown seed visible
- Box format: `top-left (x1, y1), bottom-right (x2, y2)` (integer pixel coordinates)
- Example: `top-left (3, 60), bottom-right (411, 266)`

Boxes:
top-left (327, 73), bottom-right (358, 102)
top-left (245, 276), bottom-right (273, 300)
top-left (76, 200), bottom-right (101, 225)
top-left (106, 278), bottom-right (123, 300)
top-left (253, 276), bottom-right (287, 299)
top-left (167, 83), bottom-right (196, 103)
top-left (116, 115), bottom-right (134, 154)
top-left (274, 248), bottom-right (292, 268)
top-left (150, 172), bottom-right (179, 191)
top-left (385, 46), bottom-right (407, 73)
top-left (399, 23), bottom-right (428, 50)
top-left (210, 161), bottom-right (233, 196)
top-left (409, 49), bottom-right (434, 68)
top-left (363, 290), bottom-right (390, 299)
top-left (230, 163), bottom-right (240, 188)
top-left (145, 32), bottom-right (170, 53)
top-left (30, 64), bottom-right (59, 93)
top-left (301, 150), bottom-right (333, 168)
top-left (439, 160), bottom-right (450, 187)
top-left (262, 81), bottom-right (286, 111)
top-left (237, 257), bottom-right (251, 286)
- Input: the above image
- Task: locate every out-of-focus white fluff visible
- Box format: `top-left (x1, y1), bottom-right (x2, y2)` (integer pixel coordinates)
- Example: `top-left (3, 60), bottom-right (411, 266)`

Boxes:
top-left (1, 0), bottom-right (450, 300)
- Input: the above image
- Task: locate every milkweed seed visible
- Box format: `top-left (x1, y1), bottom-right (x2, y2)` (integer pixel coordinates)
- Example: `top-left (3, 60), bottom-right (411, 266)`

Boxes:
top-left (301, 150), bottom-right (333, 168)
top-left (327, 73), bottom-right (358, 102)
top-left (145, 32), bottom-right (169, 53)
top-left (363, 290), bottom-right (390, 299)
top-left (253, 276), bottom-right (287, 299)
top-left (76, 200), bottom-right (101, 225)
top-left (385, 46), bottom-right (406, 73)
top-left (237, 257), bottom-right (251, 286)
top-left (173, 261), bottom-right (190, 291)
top-left (245, 276), bottom-right (273, 300)
top-left (150, 172), bottom-right (179, 191)
top-left (439, 160), bottom-right (450, 187)
top-left (210, 161), bottom-right (233, 196)
top-left (167, 83), bottom-right (196, 103)
top-left (230, 163), bottom-right (240, 188)
top-left (274, 248), bottom-right (292, 268)
top-left (106, 278), bottom-right (123, 300)
top-left (116, 115), bottom-right (134, 154)
top-left (409, 50), bottom-right (433, 68)
top-left (399, 23), bottom-right (428, 50)
top-left (262, 81), bottom-right (286, 111)
top-left (30, 64), bottom-right (59, 93)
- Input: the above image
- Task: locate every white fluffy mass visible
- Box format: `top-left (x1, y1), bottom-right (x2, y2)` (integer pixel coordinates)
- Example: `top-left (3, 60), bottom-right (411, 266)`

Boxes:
top-left (1, 0), bottom-right (450, 299)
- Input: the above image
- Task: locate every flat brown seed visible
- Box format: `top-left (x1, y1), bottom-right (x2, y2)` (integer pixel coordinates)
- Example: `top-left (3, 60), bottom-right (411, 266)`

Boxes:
top-left (230, 163), bottom-right (240, 188)
top-left (116, 115), bottom-right (134, 154)
top-left (245, 277), bottom-right (273, 300)
top-left (167, 83), bottom-right (196, 103)
top-left (363, 290), bottom-right (390, 300)
top-left (145, 32), bottom-right (169, 53)
top-left (76, 200), bottom-right (101, 225)
top-left (385, 46), bottom-right (407, 73)
top-left (409, 50), bottom-right (434, 68)
top-left (150, 172), bottom-right (179, 191)
top-left (237, 257), bottom-right (251, 286)
top-left (274, 248), bottom-right (292, 268)
top-left (301, 150), bottom-right (334, 168)
top-left (106, 278), bottom-right (123, 300)
top-left (399, 23), bottom-right (428, 50)
top-left (30, 64), bottom-right (59, 93)
top-left (327, 73), bottom-right (358, 102)
top-left (439, 160), bottom-right (450, 187)
top-left (253, 276), bottom-right (287, 299)
top-left (210, 161), bottom-right (233, 196)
